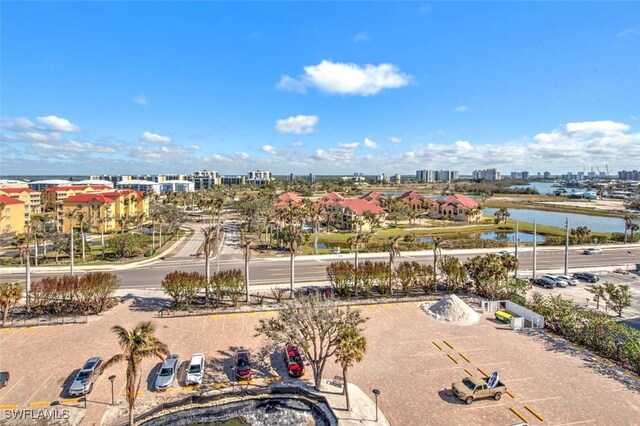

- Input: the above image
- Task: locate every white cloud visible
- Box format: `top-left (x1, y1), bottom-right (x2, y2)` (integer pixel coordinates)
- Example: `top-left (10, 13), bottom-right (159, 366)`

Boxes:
top-left (353, 32), bottom-right (370, 42)
top-left (140, 131), bottom-right (171, 144)
top-left (565, 120), bottom-right (629, 135)
top-left (292, 141), bottom-right (304, 147)
top-left (133, 95), bottom-right (149, 105)
top-left (37, 115), bottom-right (81, 132)
top-left (419, 4), bottom-right (432, 14)
top-left (339, 142), bottom-right (360, 149)
top-left (22, 132), bottom-right (50, 143)
top-left (363, 137), bottom-right (379, 148)
top-left (455, 105), bottom-right (469, 112)
top-left (617, 28), bottom-right (640, 39)
top-left (236, 152), bottom-right (250, 160)
top-left (275, 115), bottom-right (319, 134)
top-left (2, 117), bottom-right (36, 131)
top-left (277, 60), bottom-right (411, 96)
top-left (189, 144), bottom-right (200, 151)
top-left (389, 136), bottom-right (402, 144)
top-left (261, 144), bottom-right (277, 154)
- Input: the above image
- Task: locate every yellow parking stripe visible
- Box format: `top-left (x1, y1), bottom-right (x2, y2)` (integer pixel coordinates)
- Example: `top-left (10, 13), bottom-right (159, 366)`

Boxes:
top-left (458, 352), bottom-right (471, 363)
top-left (24, 327), bottom-right (38, 332)
top-left (238, 380), bottom-right (252, 385)
top-left (443, 340), bottom-right (454, 350)
top-left (432, 341), bottom-right (442, 351)
top-left (264, 376), bottom-right (280, 383)
top-left (447, 354), bottom-right (459, 365)
top-left (464, 369), bottom-right (474, 377)
top-left (212, 382), bottom-right (230, 389)
top-left (0, 328), bottom-right (16, 333)
top-left (477, 367), bottom-right (489, 377)
top-left (61, 398), bottom-right (83, 404)
top-left (525, 405), bottom-right (545, 422)
top-left (509, 407), bottom-right (529, 424)
top-left (506, 390), bottom-right (516, 399)
top-left (28, 401), bottom-right (52, 407)
top-left (182, 385), bottom-right (200, 391)
top-left (0, 405), bottom-right (18, 410)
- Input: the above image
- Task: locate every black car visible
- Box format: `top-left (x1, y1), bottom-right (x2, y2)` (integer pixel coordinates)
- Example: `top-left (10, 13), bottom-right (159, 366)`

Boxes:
top-left (572, 272), bottom-right (599, 283)
top-left (531, 277), bottom-right (555, 289)
top-left (0, 372), bottom-right (9, 389)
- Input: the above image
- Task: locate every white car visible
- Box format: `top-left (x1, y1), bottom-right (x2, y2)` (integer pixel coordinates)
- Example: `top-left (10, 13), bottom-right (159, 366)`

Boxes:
top-left (186, 353), bottom-right (205, 385)
top-left (556, 275), bottom-right (579, 286)
top-left (582, 247), bottom-right (602, 255)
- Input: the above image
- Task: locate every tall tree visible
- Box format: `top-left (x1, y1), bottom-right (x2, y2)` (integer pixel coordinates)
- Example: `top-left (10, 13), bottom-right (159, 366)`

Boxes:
top-left (74, 209), bottom-right (88, 262)
top-left (240, 234), bottom-right (253, 303)
top-left (0, 282), bottom-right (22, 327)
top-left (255, 295), bottom-right (366, 390)
top-left (101, 321), bottom-right (169, 426)
top-left (202, 226), bottom-right (216, 304)
top-left (334, 325), bottom-right (367, 411)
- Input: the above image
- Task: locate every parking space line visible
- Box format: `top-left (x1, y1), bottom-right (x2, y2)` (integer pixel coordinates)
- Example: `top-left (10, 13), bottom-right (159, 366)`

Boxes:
top-left (28, 401), bottom-right (52, 407)
top-left (519, 396), bottom-right (562, 404)
top-left (477, 367), bottom-right (489, 377)
top-left (264, 376), bottom-right (280, 383)
top-left (0, 377), bottom-right (23, 403)
top-left (60, 398), bottom-right (82, 404)
top-left (24, 327), bottom-right (38, 332)
top-left (447, 354), bottom-right (459, 365)
top-left (524, 405), bottom-right (545, 422)
top-left (553, 420), bottom-right (595, 425)
top-left (432, 341), bottom-right (442, 351)
top-left (238, 380), bottom-right (252, 385)
top-left (506, 390), bottom-right (516, 399)
top-left (458, 352), bottom-right (471, 363)
top-left (0, 404), bottom-right (18, 410)
top-left (182, 385), bottom-right (200, 391)
top-left (0, 328), bottom-right (16, 333)
top-left (443, 340), bottom-right (454, 349)
top-left (212, 382), bottom-right (230, 389)
top-left (509, 407), bottom-right (529, 423)
top-left (464, 369), bottom-right (474, 377)
top-left (25, 371), bottom-right (53, 407)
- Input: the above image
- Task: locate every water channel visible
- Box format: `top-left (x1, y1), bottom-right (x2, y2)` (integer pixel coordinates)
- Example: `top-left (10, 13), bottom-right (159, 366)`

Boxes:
top-left (483, 208), bottom-right (629, 233)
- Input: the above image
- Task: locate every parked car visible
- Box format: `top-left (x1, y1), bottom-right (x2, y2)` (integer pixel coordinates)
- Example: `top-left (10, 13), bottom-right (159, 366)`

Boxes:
top-left (84, 235), bottom-right (93, 243)
top-left (452, 375), bottom-right (507, 405)
top-left (69, 357), bottom-right (103, 396)
top-left (497, 250), bottom-right (511, 256)
top-left (186, 353), bottom-right (205, 385)
top-left (155, 354), bottom-right (180, 391)
top-left (0, 372), bottom-right (9, 389)
top-left (556, 275), bottom-right (579, 286)
top-left (233, 350), bottom-right (252, 380)
top-left (551, 276), bottom-right (569, 288)
top-left (283, 344), bottom-right (305, 377)
top-left (536, 276), bottom-right (556, 289)
top-left (582, 247), bottom-right (602, 255)
top-left (572, 272), bottom-right (599, 283)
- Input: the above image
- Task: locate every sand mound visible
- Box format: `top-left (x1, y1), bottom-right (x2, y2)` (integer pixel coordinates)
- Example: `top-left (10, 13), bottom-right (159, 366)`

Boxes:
top-left (421, 294), bottom-right (480, 326)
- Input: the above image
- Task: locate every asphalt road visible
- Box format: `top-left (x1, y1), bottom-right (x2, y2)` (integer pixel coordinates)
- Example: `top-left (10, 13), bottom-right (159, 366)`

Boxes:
top-left (1, 246), bottom-right (637, 290)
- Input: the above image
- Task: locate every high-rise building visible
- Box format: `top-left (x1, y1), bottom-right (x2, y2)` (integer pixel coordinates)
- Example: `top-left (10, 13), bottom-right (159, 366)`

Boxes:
top-left (472, 169), bottom-right (501, 181)
top-left (416, 169), bottom-right (458, 182)
top-left (510, 171), bottom-right (529, 179)
top-left (618, 170), bottom-right (640, 181)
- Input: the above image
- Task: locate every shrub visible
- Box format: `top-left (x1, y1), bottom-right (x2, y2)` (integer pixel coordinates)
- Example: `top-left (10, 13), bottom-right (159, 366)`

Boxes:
top-left (106, 233), bottom-right (149, 258)
top-left (162, 271), bottom-right (205, 309)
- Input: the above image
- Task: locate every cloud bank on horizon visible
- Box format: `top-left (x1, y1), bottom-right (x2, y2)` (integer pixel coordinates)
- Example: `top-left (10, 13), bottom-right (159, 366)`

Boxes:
top-left (2, 115), bottom-right (638, 176)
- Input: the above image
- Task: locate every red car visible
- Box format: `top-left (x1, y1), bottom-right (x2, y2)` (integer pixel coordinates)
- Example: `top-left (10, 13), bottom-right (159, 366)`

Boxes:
top-left (234, 350), bottom-right (252, 380)
top-left (284, 344), bottom-right (305, 377)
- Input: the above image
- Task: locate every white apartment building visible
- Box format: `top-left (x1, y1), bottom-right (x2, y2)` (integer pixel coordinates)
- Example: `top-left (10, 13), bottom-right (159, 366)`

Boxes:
top-left (116, 179), bottom-right (161, 193)
top-left (161, 180), bottom-right (195, 192)
top-left (472, 168), bottom-right (502, 181)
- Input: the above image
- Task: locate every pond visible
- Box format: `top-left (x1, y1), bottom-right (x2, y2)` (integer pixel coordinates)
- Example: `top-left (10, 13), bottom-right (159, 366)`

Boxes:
top-left (508, 182), bottom-right (566, 195)
top-left (418, 231), bottom-right (545, 244)
top-left (142, 396), bottom-right (336, 426)
top-left (483, 208), bottom-right (630, 233)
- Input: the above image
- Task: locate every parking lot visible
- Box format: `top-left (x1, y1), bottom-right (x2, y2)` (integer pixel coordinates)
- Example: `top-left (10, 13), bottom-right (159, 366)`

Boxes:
top-left (1, 294), bottom-right (640, 425)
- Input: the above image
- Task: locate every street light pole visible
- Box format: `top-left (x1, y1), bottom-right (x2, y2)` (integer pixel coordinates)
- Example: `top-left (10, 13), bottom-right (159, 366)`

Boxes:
top-left (564, 218), bottom-right (569, 276)
top-left (108, 375), bottom-right (116, 406)
top-left (372, 388), bottom-right (380, 422)
top-left (532, 221), bottom-right (537, 281)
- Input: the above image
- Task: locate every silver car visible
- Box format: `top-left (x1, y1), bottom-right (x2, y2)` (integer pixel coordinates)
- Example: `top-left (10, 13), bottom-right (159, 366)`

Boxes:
top-left (69, 357), bottom-right (103, 396)
top-left (155, 354), bottom-right (180, 391)
top-left (557, 275), bottom-right (579, 286)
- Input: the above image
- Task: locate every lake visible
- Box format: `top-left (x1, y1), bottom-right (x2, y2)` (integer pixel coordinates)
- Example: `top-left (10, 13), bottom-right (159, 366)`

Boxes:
top-left (483, 207), bottom-right (630, 233)
top-left (418, 231), bottom-right (545, 244)
top-left (509, 182), bottom-right (565, 194)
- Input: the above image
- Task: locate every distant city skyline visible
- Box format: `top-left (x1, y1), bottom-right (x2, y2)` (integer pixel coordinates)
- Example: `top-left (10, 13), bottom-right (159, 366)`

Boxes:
top-left (1, 2), bottom-right (639, 175)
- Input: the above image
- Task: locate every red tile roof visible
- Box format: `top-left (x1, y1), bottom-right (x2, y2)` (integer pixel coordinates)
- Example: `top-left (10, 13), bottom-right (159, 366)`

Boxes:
top-left (360, 191), bottom-right (385, 203)
top-left (63, 193), bottom-right (117, 204)
top-left (275, 192), bottom-right (303, 207)
top-left (0, 195), bottom-right (24, 205)
top-left (0, 187), bottom-right (38, 194)
top-left (400, 191), bottom-right (423, 200)
top-left (336, 199), bottom-right (385, 215)
top-left (322, 192), bottom-right (345, 202)
top-left (440, 194), bottom-right (479, 209)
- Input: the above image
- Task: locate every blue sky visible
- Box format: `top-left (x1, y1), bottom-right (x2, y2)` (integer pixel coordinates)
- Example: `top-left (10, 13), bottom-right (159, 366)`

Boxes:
top-left (2, 1), bottom-right (639, 176)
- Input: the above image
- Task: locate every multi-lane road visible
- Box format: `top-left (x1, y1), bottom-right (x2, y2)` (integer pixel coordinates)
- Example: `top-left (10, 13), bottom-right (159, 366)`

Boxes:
top-left (1, 244), bottom-right (637, 290)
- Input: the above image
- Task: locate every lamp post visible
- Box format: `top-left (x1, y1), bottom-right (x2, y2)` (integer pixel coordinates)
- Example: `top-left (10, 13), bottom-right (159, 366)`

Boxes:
top-left (564, 218), bottom-right (569, 276)
top-left (108, 375), bottom-right (116, 405)
top-left (514, 222), bottom-right (519, 278)
top-left (372, 388), bottom-right (380, 422)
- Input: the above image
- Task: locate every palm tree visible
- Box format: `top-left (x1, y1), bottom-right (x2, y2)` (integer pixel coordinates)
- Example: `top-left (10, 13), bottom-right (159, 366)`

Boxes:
top-left (388, 235), bottom-right (402, 270)
top-left (101, 322), bottom-right (169, 426)
top-left (240, 234), bottom-right (253, 303)
top-left (283, 202), bottom-right (304, 298)
top-left (74, 209), bottom-right (88, 262)
top-left (432, 236), bottom-right (444, 282)
top-left (624, 214), bottom-right (635, 243)
top-left (0, 282), bottom-right (22, 327)
top-left (96, 205), bottom-right (114, 259)
top-left (334, 325), bottom-right (367, 411)
top-left (202, 226), bottom-right (216, 304)
top-left (64, 209), bottom-right (76, 275)
top-left (303, 199), bottom-right (324, 255)
top-left (494, 207), bottom-right (510, 224)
